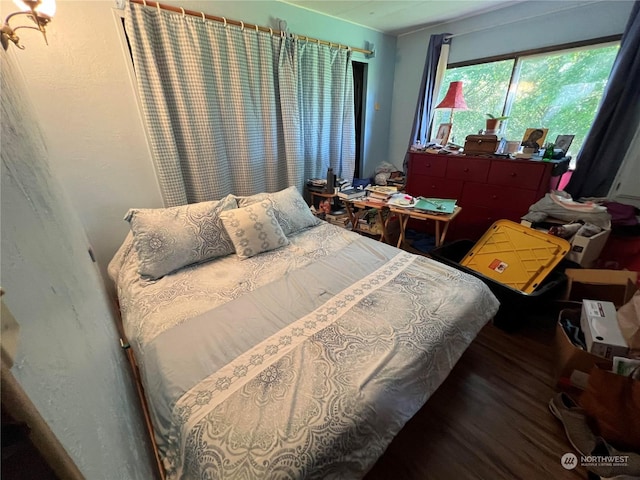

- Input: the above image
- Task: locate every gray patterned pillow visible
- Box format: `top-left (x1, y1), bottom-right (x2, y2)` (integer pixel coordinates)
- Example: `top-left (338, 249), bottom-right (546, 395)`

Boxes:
top-left (125, 195), bottom-right (237, 279)
top-left (220, 200), bottom-right (289, 260)
top-left (236, 186), bottom-right (321, 235)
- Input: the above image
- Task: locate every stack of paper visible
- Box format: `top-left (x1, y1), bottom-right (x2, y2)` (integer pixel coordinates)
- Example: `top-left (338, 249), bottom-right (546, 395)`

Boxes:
top-left (387, 193), bottom-right (414, 208)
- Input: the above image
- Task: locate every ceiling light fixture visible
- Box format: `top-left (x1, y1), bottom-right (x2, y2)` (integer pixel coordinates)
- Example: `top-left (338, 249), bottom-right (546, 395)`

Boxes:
top-left (1, 0), bottom-right (56, 51)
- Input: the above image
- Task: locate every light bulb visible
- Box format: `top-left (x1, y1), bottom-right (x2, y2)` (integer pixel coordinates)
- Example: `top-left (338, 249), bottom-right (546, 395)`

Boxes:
top-left (12, 0), bottom-right (56, 18)
top-left (35, 0), bottom-right (56, 17)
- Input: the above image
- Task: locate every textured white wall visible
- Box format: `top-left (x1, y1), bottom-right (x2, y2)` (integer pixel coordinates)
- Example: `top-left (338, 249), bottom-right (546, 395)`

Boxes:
top-left (1, 0), bottom-right (396, 285)
top-left (0, 0), bottom-right (164, 292)
top-left (1, 49), bottom-right (156, 479)
top-left (388, 0), bottom-right (635, 169)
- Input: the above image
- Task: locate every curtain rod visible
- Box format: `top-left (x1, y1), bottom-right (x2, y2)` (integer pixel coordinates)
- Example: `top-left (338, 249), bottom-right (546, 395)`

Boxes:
top-left (129, 0), bottom-right (373, 56)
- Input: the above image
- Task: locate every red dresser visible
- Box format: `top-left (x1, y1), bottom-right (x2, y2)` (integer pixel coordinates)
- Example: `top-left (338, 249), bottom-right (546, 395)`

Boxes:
top-left (405, 152), bottom-right (560, 241)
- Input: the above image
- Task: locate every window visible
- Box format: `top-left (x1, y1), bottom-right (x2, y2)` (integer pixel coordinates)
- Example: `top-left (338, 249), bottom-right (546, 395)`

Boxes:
top-left (433, 40), bottom-right (620, 168)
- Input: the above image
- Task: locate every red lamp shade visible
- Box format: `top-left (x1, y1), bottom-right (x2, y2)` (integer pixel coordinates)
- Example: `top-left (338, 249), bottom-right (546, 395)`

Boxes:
top-left (436, 81), bottom-right (468, 111)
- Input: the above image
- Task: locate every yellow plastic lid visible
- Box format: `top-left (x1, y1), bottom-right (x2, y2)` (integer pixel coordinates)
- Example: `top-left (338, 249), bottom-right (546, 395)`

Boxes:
top-left (460, 220), bottom-right (570, 294)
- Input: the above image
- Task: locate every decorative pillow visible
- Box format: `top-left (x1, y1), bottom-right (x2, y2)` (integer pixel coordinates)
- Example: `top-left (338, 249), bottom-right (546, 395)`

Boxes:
top-left (236, 186), bottom-right (321, 235)
top-left (125, 195), bottom-right (237, 279)
top-left (220, 200), bottom-right (289, 260)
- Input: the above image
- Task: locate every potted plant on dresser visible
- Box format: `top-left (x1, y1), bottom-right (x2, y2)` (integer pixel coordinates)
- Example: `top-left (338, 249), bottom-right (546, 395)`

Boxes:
top-left (485, 114), bottom-right (508, 135)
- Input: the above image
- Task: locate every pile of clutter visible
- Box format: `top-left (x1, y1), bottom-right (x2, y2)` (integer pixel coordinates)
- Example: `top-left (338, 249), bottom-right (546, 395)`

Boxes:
top-left (371, 162), bottom-right (405, 188)
top-left (522, 190), bottom-right (611, 232)
top-left (552, 279), bottom-right (640, 478)
top-left (521, 191), bottom-right (612, 267)
top-left (548, 222), bottom-right (602, 240)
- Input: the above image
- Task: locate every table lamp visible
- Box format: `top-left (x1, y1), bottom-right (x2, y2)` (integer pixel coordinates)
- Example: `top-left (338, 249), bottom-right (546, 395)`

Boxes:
top-left (435, 81), bottom-right (468, 141)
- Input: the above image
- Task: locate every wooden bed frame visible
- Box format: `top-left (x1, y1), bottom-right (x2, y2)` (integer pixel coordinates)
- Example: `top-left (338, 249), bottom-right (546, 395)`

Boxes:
top-left (113, 300), bottom-right (166, 480)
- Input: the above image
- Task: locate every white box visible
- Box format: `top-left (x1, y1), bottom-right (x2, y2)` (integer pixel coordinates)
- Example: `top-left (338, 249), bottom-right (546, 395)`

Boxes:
top-left (566, 228), bottom-right (611, 267)
top-left (580, 299), bottom-right (628, 359)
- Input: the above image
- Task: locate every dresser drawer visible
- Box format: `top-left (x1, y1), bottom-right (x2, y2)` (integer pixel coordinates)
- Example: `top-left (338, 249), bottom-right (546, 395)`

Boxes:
top-left (408, 154), bottom-right (447, 177)
top-left (488, 161), bottom-right (548, 190)
top-left (447, 158), bottom-right (490, 183)
top-left (406, 175), bottom-right (463, 199)
top-left (461, 183), bottom-right (539, 214)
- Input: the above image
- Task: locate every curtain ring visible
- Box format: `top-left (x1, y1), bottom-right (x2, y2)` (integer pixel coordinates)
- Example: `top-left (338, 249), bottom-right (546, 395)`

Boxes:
top-left (180, 7), bottom-right (185, 17)
top-left (222, 17), bottom-right (227, 27)
top-left (240, 21), bottom-right (244, 31)
top-left (142, 0), bottom-right (146, 6)
top-left (269, 27), bottom-right (273, 36)
top-left (255, 24), bottom-right (259, 33)
top-left (156, 2), bottom-right (161, 12)
top-left (201, 12), bottom-right (205, 22)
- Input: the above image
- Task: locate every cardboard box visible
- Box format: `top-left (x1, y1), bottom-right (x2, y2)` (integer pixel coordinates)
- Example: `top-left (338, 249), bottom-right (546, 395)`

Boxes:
top-left (564, 269), bottom-right (638, 307)
top-left (580, 300), bottom-right (629, 359)
top-left (555, 308), bottom-right (612, 386)
top-left (566, 228), bottom-right (611, 267)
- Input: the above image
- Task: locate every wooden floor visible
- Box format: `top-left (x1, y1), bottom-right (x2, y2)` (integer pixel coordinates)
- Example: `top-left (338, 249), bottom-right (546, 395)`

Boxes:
top-left (365, 312), bottom-right (589, 480)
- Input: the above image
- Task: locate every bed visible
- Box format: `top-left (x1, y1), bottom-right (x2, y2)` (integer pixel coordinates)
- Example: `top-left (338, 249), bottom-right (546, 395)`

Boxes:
top-left (109, 186), bottom-right (499, 479)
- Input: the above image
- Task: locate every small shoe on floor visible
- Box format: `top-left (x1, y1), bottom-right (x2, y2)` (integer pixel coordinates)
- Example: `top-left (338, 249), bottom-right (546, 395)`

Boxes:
top-left (549, 392), bottom-right (597, 456)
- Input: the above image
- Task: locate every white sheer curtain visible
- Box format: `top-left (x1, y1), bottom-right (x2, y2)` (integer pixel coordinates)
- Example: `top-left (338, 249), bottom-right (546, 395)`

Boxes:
top-left (403, 34), bottom-right (451, 173)
top-left (125, 2), bottom-right (355, 206)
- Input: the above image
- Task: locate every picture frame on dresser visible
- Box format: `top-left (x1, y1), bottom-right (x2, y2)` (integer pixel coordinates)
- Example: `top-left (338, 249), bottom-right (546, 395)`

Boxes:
top-left (434, 123), bottom-right (452, 146)
top-left (554, 135), bottom-right (575, 154)
top-left (521, 128), bottom-right (549, 150)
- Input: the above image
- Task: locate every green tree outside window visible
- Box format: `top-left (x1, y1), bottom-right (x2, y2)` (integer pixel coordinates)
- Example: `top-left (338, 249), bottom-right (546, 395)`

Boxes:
top-left (432, 42), bottom-right (619, 168)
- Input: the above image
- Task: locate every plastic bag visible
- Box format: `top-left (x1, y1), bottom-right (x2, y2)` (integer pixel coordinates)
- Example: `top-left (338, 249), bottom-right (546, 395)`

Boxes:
top-left (374, 162), bottom-right (398, 174)
top-left (374, 162), bottom-right (400, 185)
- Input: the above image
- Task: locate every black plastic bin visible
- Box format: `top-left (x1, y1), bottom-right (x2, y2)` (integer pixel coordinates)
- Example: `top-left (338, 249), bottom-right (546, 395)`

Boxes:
top-left (430, 239), bottom-right (568, 331)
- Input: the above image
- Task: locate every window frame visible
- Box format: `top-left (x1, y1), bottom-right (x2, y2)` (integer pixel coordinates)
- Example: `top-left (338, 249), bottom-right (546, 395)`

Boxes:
top-left (446, 35), bottom-right (622, 121)
top-left (447, 35), bottom-right (621, 70)
top-left (439, 35), bottom-right (622, 160)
